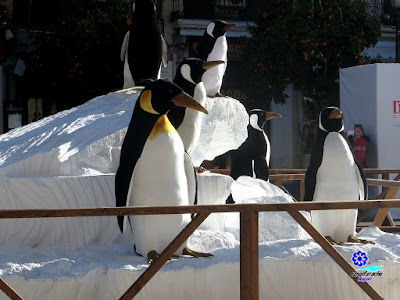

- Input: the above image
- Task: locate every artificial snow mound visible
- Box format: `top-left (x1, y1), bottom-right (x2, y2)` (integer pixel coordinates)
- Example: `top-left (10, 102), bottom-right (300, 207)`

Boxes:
top-left (0, 89), bottom-right (248, 176)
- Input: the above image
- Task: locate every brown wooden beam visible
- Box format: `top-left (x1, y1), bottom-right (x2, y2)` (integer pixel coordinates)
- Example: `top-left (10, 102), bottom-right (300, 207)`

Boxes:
top-left (119, 212), bottom-right (210, 300)
top-left (269, 169), bottom-right (400, 175)
top-left (1, 201), bottom-right (400, 219)
top-left (372, 187), bottom-right (400, 227)
top-left (288, 211), bottom-right (383, 300)
top-left (367, 179), bottom-right (400, 188)
top-left (240, 206), bottom-right (259, 300)
top-left (0, 278), bottom-right (23, 300)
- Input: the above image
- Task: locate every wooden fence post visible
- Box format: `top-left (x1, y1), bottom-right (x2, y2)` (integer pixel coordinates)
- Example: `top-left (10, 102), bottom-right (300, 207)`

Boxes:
top-left (240, 205), bottom-right (259, 300)
top-left (288, 211), bottom-right (383, 300)
top-left (119, 212), bottom-right (210, 300)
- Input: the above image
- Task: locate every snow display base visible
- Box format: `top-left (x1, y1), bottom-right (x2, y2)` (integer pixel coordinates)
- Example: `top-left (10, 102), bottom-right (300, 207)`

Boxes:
top-left (1, 227), bottom-right (400, 300)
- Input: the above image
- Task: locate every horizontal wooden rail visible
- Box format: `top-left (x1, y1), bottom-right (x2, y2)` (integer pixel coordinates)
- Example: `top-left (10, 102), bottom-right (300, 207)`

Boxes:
top-left (268, 169), bottom-right (400, 175)
top-left (269, 174), bottom-right (305, 181)
top-left (2, 200), bottom-right (399, 300)
top-left (210, 168), bottom-right (400, 176)
top-left (1, 201), bottom-right (400, 219)
top-left (367, 178), bottom-right (400, 188)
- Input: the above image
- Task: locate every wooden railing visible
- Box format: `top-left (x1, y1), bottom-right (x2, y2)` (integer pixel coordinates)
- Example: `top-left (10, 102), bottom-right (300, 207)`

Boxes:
top-left (210, 168), bottom-right (400, 228)
top-left (2, 200), bottom-right (400, 300)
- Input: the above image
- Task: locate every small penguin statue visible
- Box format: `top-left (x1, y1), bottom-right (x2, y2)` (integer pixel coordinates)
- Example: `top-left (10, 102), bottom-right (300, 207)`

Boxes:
top-left (227, 109), bottom-right (281, 204)
top-left (120, 0), bottom-right (168, 88)
top-left (194, 20), bottom-right (236, 97)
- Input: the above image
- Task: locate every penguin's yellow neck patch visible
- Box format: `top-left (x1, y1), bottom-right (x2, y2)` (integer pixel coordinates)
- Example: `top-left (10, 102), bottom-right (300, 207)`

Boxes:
top-left (149, 115), bottom-right (176, 139)
top-left (140, 90), bottom-right (159, 114)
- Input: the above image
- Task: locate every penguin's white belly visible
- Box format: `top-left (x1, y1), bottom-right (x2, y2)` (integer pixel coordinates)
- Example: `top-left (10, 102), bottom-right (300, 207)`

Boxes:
top-left (177, 83), bottom-right (206, 154)
top-left (312, 133), bottom-right (359, 241)
top-left (128, 131), bottom-right (190, 256)
top-left (202, 36), bottom-right (227, 96)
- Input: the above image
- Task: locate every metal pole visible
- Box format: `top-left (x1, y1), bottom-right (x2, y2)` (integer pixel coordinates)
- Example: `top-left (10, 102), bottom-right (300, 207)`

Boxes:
top-left (396, 13), bottom-right (400, 62)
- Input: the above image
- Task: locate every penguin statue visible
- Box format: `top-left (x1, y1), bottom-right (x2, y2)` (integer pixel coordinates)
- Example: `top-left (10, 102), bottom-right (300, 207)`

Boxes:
top-left (194, 20), bottom-right (236, 97)
top-left (169, 58), bottom-right (225, 154)
top-left (168, 58), bottom-right (224, 210)
top-left (227, 109), bottom-right (281, 204)
top-left (115, 79), bottom-right (212, 263)
top-left (304, 106), bottom-right (374, 245)
top-left (120, 0), bottom-right (168, 88)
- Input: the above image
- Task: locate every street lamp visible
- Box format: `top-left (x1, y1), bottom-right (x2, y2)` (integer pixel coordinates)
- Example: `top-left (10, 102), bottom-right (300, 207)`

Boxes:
top-left (394, 0), bottom-right (400, 62)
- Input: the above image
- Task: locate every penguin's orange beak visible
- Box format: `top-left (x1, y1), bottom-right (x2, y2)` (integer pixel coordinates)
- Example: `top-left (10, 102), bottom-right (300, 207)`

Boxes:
top-left (265, 112), bottom-right (282, 121)
top-left (223, 23), bottom-right (237, 33)
top-left (172, 92), bottom-right (208, 114)
top-left (328, 108), bottom-right (342, 119)
top-left (202, 60), bottom-right (225, 70)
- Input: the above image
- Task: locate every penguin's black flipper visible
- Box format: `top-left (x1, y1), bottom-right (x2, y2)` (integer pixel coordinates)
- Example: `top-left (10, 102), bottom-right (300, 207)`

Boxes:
top-left (115, 95), bottom-right (158, 232)
top-left (304, 132), bottom-right (327, 201)
top-left (355, 160), bottom-right (368, 200)
top-left (253, 155), bottom-right (269, 181)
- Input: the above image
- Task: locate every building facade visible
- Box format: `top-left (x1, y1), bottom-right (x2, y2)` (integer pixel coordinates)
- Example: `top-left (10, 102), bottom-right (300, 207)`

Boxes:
top-left (0, 0), bottom-right (398, 169)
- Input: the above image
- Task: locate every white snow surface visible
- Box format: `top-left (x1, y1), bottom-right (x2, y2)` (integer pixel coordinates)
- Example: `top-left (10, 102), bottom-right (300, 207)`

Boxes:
top-left (0, 90), bottom-right (400, 299)
top-left (0, 88), bottom-right (248, 176)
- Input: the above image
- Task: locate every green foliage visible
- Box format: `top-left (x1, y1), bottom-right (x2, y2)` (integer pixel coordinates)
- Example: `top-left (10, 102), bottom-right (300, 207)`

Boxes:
top-left (21, 0), bottom-right (132, 110)
top-left (242, 0), bottom-right (381, 104)
top-left (0, 0), bottom-right (9, 30)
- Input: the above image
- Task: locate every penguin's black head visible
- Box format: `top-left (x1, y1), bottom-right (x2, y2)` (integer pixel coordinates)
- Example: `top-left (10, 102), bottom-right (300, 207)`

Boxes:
top-left (177, 58), bottom-right (225, 84)
top-left (319, 106), bottom-right (344, 132)
top-left (138, 79), bottom-right (208, 115)
top-left (206, 20), bottom-right (237, 39)
top-left (249, 109), bottom-right (282, 131)
top-left (133, 0), bottom-right (156, 15)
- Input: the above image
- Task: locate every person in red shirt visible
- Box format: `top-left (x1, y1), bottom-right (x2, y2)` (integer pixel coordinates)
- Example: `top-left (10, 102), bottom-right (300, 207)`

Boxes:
top-left (348, 124), bottom-right (370, 167)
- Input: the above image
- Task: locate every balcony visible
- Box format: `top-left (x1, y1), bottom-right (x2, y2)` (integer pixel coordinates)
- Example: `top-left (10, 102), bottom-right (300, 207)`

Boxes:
top-left (367, 0), bottom-right (398, 26)
top-left (172, 0), bottom-right (398, 26)
top-left (171, 0), bottom-right (263, 21)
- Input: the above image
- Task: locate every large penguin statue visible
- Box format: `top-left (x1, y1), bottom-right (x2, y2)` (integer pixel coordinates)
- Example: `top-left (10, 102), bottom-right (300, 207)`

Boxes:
top-left (304, 106), bottom-right (374, 245)
top-left (227, 109), bottom-right (281, 204)
top-left (115, 79), bottom-right (212, 263)
top-left (120, 0), bottom-right (168, 88)
top-left (194, 20), bottom-right (236, 97)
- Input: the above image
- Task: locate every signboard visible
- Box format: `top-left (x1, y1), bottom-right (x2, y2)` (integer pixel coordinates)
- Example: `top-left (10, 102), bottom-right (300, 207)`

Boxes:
top-left (394, 100), bottom-right (400, 126)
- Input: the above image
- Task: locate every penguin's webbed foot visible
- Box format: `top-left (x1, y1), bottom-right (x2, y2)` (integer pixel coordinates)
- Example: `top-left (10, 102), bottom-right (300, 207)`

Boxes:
top-left (183, 247), bottom-right (213, 258)
top-left (147, 250), bottom-right (160, 264)
top-left (209, 92), bottom-right (226, 98)
top-left (347, 235), bottom-right (375, 244)
top-left (195, 166), bottom-right (207, 173)
top-left (325, 236), bottom-right (345, 246)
